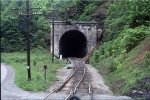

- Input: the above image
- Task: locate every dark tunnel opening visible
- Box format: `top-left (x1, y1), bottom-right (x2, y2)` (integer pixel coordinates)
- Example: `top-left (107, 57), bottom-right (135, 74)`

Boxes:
top-left (59, 30), bottom-right (87, 58)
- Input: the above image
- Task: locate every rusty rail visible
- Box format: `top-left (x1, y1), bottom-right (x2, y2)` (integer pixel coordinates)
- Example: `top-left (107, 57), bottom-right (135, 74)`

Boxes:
top-left (53, 68), bottom-right (76, 93)
top-left (44, 58), bottom-right (94, 100)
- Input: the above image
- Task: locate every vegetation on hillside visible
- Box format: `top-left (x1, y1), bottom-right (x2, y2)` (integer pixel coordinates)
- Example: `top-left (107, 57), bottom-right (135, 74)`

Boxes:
top-left (1, 0), bottom-right (150, 98)
top-left (1, 0), bottom-right (102, 52)
top-left (105, 0), bottom-right (150, 40)
top-left (53, 0), bottom-right (102, 21)
top-left (1, 0), bottom-right (50, 52)
top-left (1, 0), bottom-right (102, 91)
top-left (91, 0), bottom-right (150, 99)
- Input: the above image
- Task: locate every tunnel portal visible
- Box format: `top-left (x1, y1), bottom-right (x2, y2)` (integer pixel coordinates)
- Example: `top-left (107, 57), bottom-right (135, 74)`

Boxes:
top-left (59, 30), bottom-right (87, 58)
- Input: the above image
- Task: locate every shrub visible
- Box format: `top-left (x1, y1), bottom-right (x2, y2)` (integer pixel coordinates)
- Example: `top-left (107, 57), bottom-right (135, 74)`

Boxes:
top-left (94, 26), bottom-right (150, 63)
top-left (121, 26), bottom-right (150, 52)
top-left (105, 0), bottom-right (150, 40)
top-left (92, 51), bottom-right (100, 63)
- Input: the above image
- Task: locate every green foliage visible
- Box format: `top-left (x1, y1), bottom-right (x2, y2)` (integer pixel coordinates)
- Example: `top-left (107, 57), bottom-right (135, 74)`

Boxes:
top-left (123, 26), bottom-right (150, 52)
top-left (79, 3), bottom-right (98, 21)
top-left (1, 0), bottom-right (50, 52)
top-left (91, 37), bottom-right (150, 95)
top-left (53, 0), bottom-right (101, 21)
top-left (92, 51), bottom-right (100, 63)
top-left (92, 26), bottom-right (150, 65)
top-left (105, 0), bottom-right (150, 40)
top-left (1, 0), bottom-right (102, 52)
top-left (1, 49), bottom-right (66, 91)
top-left (91, 0), bottom-right (150, 97)
top-left (1, 0), bottom-right (25, 52)
top-left (144, 52), bottom-right (150, 67)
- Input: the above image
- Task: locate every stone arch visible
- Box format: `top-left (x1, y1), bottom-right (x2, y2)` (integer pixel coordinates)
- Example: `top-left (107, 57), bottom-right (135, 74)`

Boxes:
top-left (59, 30), bottom-right (87, 58)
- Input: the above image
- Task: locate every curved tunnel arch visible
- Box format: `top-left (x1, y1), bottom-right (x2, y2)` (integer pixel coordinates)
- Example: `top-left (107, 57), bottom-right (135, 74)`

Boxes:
top-left (59, 30), bottom-right (87, 58)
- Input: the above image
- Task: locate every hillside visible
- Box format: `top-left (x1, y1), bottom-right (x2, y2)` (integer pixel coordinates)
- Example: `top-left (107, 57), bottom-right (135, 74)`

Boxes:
top-left (1, 0), bottom-right (150, 99)
top-left (90, 0), bottom-right (150, 99)
top-left (91, 37), bottom-right (150, 99)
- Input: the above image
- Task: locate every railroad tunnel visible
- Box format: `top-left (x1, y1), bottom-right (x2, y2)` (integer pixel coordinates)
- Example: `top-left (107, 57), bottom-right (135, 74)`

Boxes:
top-left (59, 30), bottom-right (87, 58)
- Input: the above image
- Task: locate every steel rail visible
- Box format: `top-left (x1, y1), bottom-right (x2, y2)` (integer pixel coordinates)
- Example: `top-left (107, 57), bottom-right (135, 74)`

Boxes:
top-left (65, 90), bottom-right (73, 100)
top-left (43, 66), bottom-right (76, 100)
top-left (65, 60), bottom-right (86, 100)
top-left (43, 58), bottom-right (78, 100)
top-left (43, 58), bottom-right (94, 100)
top-left (89, 83), bottom-right (92, 94)
top-left (85, 65), bottom-right (94, 100)
top-left (89, 82), bottom-right (94, 100)
top-left (53, 68), bottom-right (76, 92)
top-left (73, 68), bottom-right (86, 94)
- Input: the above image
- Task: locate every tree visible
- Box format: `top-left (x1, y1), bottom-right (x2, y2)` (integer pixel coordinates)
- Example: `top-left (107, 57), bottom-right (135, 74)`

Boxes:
top-left (105, 0), bottom-right (150, 41)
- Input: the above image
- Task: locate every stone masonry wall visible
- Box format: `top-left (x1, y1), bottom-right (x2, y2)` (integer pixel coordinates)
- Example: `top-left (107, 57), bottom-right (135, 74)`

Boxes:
top-left (50, 21), bottom-right (97, 57)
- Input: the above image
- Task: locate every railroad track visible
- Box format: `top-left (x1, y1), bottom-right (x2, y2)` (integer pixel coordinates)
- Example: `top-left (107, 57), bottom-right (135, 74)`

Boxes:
top-left (44, 58), bottom-right (93, 100)
top-left (65, 58), bottom-right (93, 100)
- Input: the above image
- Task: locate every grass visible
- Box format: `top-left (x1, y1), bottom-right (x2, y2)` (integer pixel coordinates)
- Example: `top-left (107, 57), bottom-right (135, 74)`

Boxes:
top-left (90, 37), bottom-right (150, 95)
top-left (1, 48), bottom-right (66, 91)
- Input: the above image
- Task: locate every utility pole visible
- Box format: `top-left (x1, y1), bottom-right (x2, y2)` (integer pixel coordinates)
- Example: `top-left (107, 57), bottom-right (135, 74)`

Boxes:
top-left (49, 0), bottom-right (56, 63)
top-left (26, 0), bottom-right (31, 81)
top-left (52, 11), bottom-right (54, 63)
top-left (14, 0), bottom-right (42, 81)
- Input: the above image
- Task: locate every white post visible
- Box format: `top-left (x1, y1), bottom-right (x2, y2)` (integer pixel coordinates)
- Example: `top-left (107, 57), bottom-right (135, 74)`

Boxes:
top-left (60, 55), bottom-right (62, 60)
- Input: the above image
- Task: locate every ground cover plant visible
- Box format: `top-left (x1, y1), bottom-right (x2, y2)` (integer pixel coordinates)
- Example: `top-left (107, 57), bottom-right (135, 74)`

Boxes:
top-left (1, 48), bottom-right (66, 91)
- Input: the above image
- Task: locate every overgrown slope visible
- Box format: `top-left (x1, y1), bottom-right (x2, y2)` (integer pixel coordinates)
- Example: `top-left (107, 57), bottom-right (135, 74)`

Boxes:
top-left (1, 0), bottom-right (103, 52)
top-left (90, 0), bottom-right (150, 99)
top-left (91, 37), bottom-right (150, 97)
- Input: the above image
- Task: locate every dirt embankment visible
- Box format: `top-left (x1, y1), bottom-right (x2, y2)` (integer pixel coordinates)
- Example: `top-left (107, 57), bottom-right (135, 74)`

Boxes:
top-left (128, 37), bottom-right (150, 99)
top-left (133, 38), bottom-right (150, 64)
